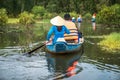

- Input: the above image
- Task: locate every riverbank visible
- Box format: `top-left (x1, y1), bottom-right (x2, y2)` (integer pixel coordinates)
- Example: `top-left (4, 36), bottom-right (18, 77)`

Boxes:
top-left (8, 18), bottom-right (50, 24)
top-left (8, 18), bottom-right (19, 24)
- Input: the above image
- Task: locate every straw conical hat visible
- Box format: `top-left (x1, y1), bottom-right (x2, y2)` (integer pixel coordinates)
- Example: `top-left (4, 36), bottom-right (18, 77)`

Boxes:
top-left (50, 16), bottom-right (65, 26)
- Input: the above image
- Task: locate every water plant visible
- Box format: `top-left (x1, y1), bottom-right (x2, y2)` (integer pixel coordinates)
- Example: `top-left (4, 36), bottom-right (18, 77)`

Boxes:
top-left (99, 32), bottom-right (120, 53)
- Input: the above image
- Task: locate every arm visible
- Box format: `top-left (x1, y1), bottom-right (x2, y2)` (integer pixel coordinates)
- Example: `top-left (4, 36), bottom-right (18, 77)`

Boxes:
top-left (47, 26), bottom-right (54, 41)
top-left (78, 32), bottom-right (82, 38)
top-left (64, 26), bottom-right (70, 34)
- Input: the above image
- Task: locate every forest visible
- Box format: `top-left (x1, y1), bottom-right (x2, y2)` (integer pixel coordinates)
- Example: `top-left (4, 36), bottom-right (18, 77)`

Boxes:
top-left (0, 0), bottom-right (120, 26)
top-left (0, 0), bottom-right (120, 15)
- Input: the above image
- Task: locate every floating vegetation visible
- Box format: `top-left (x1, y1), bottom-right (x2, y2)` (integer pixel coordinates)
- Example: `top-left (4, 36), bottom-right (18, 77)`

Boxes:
top-left (99, 32), bottom-right (120, 53)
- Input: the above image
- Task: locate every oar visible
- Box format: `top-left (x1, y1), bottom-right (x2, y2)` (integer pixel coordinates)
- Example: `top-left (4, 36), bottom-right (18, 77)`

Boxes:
top-left (25, 41), bottom-right (49, 56)
top-left (27, 43), bottom-right (45, 54)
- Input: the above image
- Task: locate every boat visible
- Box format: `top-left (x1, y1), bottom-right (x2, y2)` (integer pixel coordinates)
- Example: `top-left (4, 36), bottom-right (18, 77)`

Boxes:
top-left (46, 37), bottom-right (84, 54)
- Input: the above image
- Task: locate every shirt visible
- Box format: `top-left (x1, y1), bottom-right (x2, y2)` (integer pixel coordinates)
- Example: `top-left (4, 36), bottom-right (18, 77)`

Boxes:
top-left (47, 25), bottom-right (70, 43)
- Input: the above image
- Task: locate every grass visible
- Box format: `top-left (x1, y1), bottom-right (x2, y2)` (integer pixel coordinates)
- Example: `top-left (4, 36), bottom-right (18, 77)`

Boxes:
top-left (8, 18), bottom-right (19, 24)
top-left (8, 18), bottom-right (50, 24)
top-left (35, 19), bottom-right (50, 23)
top-left (99, 32), bottom-right (120, 53)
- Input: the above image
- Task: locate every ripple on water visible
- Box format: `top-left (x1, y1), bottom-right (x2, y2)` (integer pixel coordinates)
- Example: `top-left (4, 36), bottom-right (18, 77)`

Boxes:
top-left (0, 52), bottom-right (53, 80)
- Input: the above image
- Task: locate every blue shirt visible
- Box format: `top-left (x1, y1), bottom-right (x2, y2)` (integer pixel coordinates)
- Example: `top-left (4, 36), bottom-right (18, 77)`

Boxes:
top-left (72, 19), bottom-right (76, 23)
top-left (47, 25), bottom-right (70, 43)
top-left (77, 18), bottom-right (82, 23)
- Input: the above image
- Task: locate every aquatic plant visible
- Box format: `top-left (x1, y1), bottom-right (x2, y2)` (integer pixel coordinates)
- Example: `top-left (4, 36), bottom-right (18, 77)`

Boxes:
top-left (99, 32), bottom-right (120, 53)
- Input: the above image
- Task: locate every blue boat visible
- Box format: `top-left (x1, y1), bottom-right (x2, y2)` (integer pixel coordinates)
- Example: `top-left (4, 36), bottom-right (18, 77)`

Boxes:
top-left (46, 38), bottom-right (84, 54)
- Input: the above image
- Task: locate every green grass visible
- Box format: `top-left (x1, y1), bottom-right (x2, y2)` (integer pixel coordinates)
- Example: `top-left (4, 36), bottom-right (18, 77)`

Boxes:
top-left (8, 18), bottom-right (19, 24)
top-left (99, 32), bottom-right (120, 53)
top-left (35, 19), bottom-right (50, 23)
top-left (8, 18), bottom-right (50, 24)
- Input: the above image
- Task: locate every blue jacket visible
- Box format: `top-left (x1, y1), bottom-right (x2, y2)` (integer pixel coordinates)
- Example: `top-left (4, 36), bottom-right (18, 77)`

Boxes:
top-left (47, 25), bottom-right (70, 43)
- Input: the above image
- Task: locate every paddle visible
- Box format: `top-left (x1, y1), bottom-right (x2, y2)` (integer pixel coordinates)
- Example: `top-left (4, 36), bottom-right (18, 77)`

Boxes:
top-left (25, 41), bottom-right (49, 56)
top-left (27, 43), bottom-right (45, 54)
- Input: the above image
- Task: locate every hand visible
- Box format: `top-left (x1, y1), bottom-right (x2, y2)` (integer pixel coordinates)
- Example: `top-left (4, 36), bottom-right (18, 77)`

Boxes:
top-left (44, 40), bottom-right (49, 44)
top-left (80, 38), bottom-right (82, 42)
top-left (80, 38), bottom-right (84, 43)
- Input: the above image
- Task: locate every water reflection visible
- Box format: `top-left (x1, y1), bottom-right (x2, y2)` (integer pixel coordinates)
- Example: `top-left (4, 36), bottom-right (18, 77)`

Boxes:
top-left (0, 23), bottom-right (48, 53)
top-left (84, 42), bottom-right (120, 66)
top-left (45, 46), bottom-right (84, 79)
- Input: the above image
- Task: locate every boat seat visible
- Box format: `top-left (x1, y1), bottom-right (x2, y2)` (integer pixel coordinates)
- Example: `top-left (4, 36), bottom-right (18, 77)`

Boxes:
top-left (56, 38), bottom-right (66, 42)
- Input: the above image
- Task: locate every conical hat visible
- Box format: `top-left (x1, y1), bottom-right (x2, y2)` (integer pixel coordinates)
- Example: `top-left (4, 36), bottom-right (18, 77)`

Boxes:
top-left (50, 16), bottom-right (65, 26)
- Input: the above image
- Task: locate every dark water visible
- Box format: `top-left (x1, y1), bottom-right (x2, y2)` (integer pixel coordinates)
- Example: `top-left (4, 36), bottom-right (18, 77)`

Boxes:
top-left (0, 23), bottom-right (120, 80)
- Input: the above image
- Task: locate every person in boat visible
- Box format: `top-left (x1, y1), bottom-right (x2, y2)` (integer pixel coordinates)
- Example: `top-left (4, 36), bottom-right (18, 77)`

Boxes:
top-left (64, 13), bottom-right (83, 43)
top-left (46, 16), bottom-right (70, 44)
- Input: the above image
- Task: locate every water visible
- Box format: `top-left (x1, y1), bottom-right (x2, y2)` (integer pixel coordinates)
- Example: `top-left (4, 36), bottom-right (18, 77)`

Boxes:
top-left (0, 23), bottom-right (120, 80)
top-left (0, 48), bottom-right (83, 80)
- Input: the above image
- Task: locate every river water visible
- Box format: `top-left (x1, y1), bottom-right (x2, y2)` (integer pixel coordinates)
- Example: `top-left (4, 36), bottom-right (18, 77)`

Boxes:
top-left (0, 23), bottom-right (120, 80)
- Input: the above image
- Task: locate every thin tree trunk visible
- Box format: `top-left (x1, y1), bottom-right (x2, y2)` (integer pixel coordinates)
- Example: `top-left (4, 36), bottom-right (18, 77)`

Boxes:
top-left (21, 0), bottom-right (25, 12)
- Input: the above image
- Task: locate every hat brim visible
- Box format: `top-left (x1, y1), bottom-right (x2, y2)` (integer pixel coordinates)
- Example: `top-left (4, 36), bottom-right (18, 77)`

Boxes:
top-left (50, 16), bottom-right (65, 26)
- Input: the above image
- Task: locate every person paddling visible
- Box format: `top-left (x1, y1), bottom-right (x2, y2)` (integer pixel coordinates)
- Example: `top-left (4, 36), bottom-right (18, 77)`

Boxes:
top-left (46, 16), bottom-right (70, 44)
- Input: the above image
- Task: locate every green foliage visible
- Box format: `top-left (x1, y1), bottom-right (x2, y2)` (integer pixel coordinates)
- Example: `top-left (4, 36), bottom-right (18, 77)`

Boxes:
top-left (0, 8), bottom-right (8, 26)
top-left (99, 32), bottom-right (120, 53)
top-left (43, 13), bottom-right (53, 19)
top-left (83, 13), bottom-right (92, 19)
top-left (0, 0), bottom-right (120, 17)
top-left (32, 6), bottom-right (46, 19)
top-left (69, 12), bottom-right (78, 18)
top-left (19, 11), bottom-right (35, 25)
top-left (83, 13), bottom-right (92, 21)
top-left (46, 4), bottom-right (57, 13)
top-left (82, 0), bottom-right (97, 14)
top-left (97, 4), bottom-right (120, 26)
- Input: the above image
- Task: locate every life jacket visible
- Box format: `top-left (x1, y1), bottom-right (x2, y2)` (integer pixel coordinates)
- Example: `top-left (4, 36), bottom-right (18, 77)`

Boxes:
top-left (64, 21), bottom-right (78, 40)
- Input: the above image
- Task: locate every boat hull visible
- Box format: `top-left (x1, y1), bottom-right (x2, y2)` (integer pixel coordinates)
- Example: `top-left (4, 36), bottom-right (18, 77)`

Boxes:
top-left (46, 42), bottom-right (83, 54)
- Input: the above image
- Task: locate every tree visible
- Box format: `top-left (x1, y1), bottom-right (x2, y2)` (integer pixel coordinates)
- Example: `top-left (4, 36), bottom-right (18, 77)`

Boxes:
top-left (97, 4), bottom-right (120, 26)
top-left (32, 6), bottom-right (46, 19)
top-left (0, 8), bottom-right (8, 26)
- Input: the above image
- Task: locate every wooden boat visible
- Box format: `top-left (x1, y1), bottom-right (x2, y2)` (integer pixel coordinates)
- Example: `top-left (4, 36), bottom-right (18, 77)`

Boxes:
top-left (46, 38), bottom-right (84, 54)
top-left (46, 21), bottom-right (84, 54)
